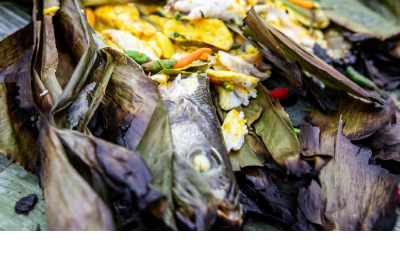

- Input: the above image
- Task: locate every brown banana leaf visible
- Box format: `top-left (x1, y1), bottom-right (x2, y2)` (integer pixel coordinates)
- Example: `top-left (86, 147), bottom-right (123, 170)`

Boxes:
top-left (37, 118), bottom-right (115, 230)
top-left (298, 118), bottom-right (399, 230)
top-left (55, 128), bottom-right (164, 212)
top-left (244, 7), bottom-right (382, 105)
top-left (0, 82), bottom-right (37, 172)
top-left (32, 0), bottom-right (164, 230)
top-left (246, 84), bottom-right (332, 187)
top-left (364, 109), bottom-right (400, 174)
top-left (0, 22), bottom-right (33, 74)
top-left (320, 0), bottom-right (400, 41)
top-left (305, 95), bottom-right (396, 141)
top-left (236, 167), bottom-right (294, 226)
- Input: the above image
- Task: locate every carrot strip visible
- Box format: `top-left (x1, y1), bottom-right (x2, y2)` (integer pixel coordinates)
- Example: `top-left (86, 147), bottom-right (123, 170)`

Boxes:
top-left (85, 8), bottom-right (95, 27)
top-left (173, 48), bottom-right (212, 69)
top-left (290, 0), bottom-right (313, 9)
top-left (209, 75), bottom-right (222, 86)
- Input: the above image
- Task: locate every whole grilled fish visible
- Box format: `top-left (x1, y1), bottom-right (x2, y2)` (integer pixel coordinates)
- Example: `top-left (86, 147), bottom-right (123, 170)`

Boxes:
top-left (160, 73), bottom-right (242, 230)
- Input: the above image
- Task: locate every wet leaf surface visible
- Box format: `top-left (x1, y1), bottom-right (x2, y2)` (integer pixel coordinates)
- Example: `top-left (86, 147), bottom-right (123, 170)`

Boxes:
top-left (0, 153), bottom-right (47, 231)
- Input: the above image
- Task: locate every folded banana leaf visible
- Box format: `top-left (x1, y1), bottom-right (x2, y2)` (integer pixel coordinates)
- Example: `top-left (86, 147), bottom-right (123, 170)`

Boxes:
top-left (320, 0), bottom-right (400, 41)
top-left (298, 114), bottom-right (399, 230)
top-left (365, 109), bottom-right (400, 174)
top-left (0, 153), bottom-right (47, 231)
top-left (244, 7), bottom-right (382, 105)
top-left (2, 0), bottom-right (167, 230)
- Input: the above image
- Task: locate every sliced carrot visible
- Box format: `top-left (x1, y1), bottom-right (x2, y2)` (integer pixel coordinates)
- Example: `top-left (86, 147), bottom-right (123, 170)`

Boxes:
top-left (85, 7), bottom-right (95, 27)
top-left (199, 50), bottom-right (214, 61)
top-left (173, 48), bottom-right (212, 69)
top-left (290, 0), bottom-right (313, 9)
top-left (209, 75), bottom-right (222, 86)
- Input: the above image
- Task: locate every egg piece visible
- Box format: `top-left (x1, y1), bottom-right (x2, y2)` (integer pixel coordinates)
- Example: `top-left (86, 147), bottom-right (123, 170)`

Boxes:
top-left (216, 85), bottom-right (242, 110)
top-left (151, 73), bottom-right (170, 84)
top-left (94, 4), bottom-right (157, 39)
top-left (216, 51), bottom-right (270, 81)
top-left (163, 17), bottom-right (233, 51)
top-left (222, 109), bottom-right (248, 153)
top-left (206, 69), bottom-right (258, 91)
top-left (166, 0), bottom-right (246, 25)
top-left (101, 29), bottom-right (159, 60)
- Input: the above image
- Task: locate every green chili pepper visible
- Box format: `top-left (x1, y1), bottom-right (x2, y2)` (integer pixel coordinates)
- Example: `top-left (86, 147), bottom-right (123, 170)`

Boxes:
top-left (230, 44), bottom-right (242, 50)
top-left (223, 81), bottom-right (235, 91)
top-left (141, 59), bottom-right (177, 74)
top-left (294, 128), bottom-right (300, 137)
top-left (346, 66), bottom-right (377, 89)
top-left (124, 50), bottom-right (151, 64)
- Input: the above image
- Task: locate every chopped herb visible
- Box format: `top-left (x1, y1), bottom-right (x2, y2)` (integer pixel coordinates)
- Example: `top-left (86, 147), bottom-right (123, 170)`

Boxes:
top-left (173, 11), bottom-right (189, 22)
top-left (230, 44), bottom-right (242, 50)
top-left (169, 30), bottom-right (187, 40)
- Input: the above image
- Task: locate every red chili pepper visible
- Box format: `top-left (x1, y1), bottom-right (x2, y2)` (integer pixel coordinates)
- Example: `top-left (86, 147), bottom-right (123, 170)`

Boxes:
top-left (398, 187), bottom-right (400, 206)
top-left (269, 88), bottom-right (293, 102)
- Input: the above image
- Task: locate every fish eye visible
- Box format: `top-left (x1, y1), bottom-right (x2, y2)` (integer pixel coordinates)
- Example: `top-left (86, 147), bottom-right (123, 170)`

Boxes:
top-left (187, 147), bottom-right (222, 172)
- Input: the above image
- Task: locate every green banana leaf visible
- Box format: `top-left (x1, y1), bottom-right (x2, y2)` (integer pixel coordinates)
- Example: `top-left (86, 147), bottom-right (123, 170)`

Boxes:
top-left (358, 0), bottom-right (400, 25)
top-left (0, 153), bottom-right (47, 231)
top-left (320, 0), bottom-right (400, 40)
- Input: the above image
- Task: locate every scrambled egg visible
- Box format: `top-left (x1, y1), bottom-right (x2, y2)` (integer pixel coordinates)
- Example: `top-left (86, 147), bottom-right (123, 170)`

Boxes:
top-left (253, 1), bottom-right (327, 51)
top-left (222, 109), bottom-right (248, 153)
top-left (206, 69), bottom-right (258, 91)
top-left (101, 29), bottom-right (160, 60)
top-left (214, 51), bottom-right (270, 81)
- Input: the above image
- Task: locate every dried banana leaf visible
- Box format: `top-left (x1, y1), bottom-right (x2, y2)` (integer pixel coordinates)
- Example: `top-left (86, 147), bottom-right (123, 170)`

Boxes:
top-left (298, 117), bottom-right (399, 230)
top-left (366, 110), bottom-right (400, 174)
top-left (0, 153), bottom-right (47, 231)
top-left (37, 118), bottom-right (115, 230)
top-left (320, 0), bottom-right (400, 41)
top-left (0, 75), bottom-right (37, 172)
top-left (237, 167), bottom-right (294, 226)
top-left (55, 129), bottom-right (164, 212)
top-left (244, 84), bottom-right (331, 187)
top-left (244, 7), bottom-right (382, 104)
top-left (304, 95), bottom-right (396, 141)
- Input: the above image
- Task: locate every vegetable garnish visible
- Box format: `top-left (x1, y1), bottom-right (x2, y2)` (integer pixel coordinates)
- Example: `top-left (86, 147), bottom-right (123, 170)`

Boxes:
top-left (223, 81), bottom-right (235, 91)
top-left (289, 0), bottom-right (314, 10)
top-left (169, 30), bottom-right (187, 40)
top-left (209, 75), bottom-right (222, 86)
top-left (230, 44), bottom-right (242, 50)
top-left (269, 88), bottom-right (293, 102)
top-left (142, 60), bottom-right (177, 73)
top-left (124, 51), bottom-right (151, 64)
top-left (294, 128), bottom-right (300, 137)
top-left (173, 48), bottom-right (213, 69)
top-left (85, 7), bottom-right (95, 27)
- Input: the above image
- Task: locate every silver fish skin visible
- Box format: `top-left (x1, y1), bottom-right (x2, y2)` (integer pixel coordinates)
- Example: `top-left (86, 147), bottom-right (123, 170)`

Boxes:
top-left (160, 73), bottom-right (242, 229)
